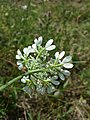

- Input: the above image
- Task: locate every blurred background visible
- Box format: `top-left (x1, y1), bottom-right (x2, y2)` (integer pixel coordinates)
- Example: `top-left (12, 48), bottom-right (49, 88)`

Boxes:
top-left (0, 0), bottom-right (90, 119)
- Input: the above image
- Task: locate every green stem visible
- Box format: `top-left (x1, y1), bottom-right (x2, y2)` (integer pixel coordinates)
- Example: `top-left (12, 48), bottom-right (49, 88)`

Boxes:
top-left (0, 75), bottom-right (22, 91)
top-left (36, 48), bottom-right (45, 59)
top-left (0, 69), bottom-right (44, 91)
top-left (0, 63), bottom-right (62, 91)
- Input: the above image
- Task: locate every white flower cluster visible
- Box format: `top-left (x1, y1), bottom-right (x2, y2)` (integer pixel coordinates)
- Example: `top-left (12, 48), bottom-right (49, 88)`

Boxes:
top-left (55, 51), bottom-right (73, 80)
top-left (16, 37), bottom-right (56, 70)
top-left (16, 36), bottom-right (73, 95)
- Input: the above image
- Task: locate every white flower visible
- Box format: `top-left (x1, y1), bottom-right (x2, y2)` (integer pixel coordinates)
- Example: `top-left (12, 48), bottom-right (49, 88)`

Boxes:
top-left (55, 51), bottom-right (73, 69)
top-left (18, 63), bottom-right (23, 70)
top-left (61, 56), bottom-right (73, 69)
top-left (55, 51), bottom-right (65, 59)
top-left (21, 5), bottom-right (27, 10)
top-left (23, 46), bottom-right (35, 56)
top-left (28, 46), bottom-right (35, 53)
top-left (17, 61), bottom-right (23, 70)
top-left (23, 48), bottom-right (29, 55)
top-left (34, 36), bottom-right (42, 46)
top-left (32, 44), bottom-right (37, 50)
top-left (55, 52), bottom-right (59, 59)
top-left (45, 39), bottom-right (56, 51)
top-left (21, 76), bottom-right (29, 83)
top-left (16, 49), bottom-right (23, 59)
top-left (32, 36), bottom-right (43, 51)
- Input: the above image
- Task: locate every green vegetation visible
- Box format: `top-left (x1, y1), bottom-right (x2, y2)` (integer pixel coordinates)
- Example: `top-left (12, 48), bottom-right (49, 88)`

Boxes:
top-left (0, 0), bottom-right (90, 119)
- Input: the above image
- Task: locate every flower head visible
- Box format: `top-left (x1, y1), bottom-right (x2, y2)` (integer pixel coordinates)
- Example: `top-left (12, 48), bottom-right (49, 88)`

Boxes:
top-left (16, 36), bottom-right (74, 95)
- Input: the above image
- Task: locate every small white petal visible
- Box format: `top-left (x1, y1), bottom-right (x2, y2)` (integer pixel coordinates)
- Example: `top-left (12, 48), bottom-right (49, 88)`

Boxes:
top-left (59, 51), bottom-right (65, 59)
top-left (62, 56), bottom-right (72, 63)
top-left (17, 61), bottom-right (22, 65)
top-left (21, 76), bottom-right (29, 83)
top-left (63, 63), bottom-right (73, 69)
top-left (59, 73), bottom-right (65, 80)
top-left (59, 60), bottom-right (61, 63)
top-left (28, 46), bottom-right (35, 53)
top-left (45, 39), bottom-right (53, 48)
top-left (46, 45), bottom-right (56, 51)
top-left (17, 49), bottom-right (22, 56)
top-left (23, 48), bottom-right (29, 55)
top-left (34, 40), bottom-right (39, 46)
top-left (34, 37), bottom-right (42, 46)
top-left (32, 44), bottom-right (37, 50)
top-left (55, 52), bottom-right (59, 59)
top-left (62, 70), bottom-right (70, 76)
top-left (52, 76), bottom-right (58, 80)
top-left (16, 55), bottom-right (21, 59)
top-left (38, 36), bottom-right (42, 45)
top-left (28, 46), bottom-right (31, 49)
top-left (34, 38), bottom-right (38, 44)
top-left (21, 79), bottom-right (25, 83)
top-left (51, 80), bottom-right (60, 85)
top-left (18, 64), bottom-right (23, 70)
top-left (21, 78), bottom-right (26, 83)
top-left (29, 48), bottom-right (35, 53)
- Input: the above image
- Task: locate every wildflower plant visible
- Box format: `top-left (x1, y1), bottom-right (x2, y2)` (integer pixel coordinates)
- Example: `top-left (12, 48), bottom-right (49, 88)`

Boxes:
top-left (16, 36), bottom-right (73, 95)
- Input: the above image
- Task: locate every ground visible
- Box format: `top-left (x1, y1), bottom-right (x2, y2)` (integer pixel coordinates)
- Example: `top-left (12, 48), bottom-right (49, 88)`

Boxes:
top-left (0, 0), bottom-right (90, 120)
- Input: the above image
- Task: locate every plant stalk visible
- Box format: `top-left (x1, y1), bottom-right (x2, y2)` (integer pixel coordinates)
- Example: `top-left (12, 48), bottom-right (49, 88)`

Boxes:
top-left (0, 63), bottom-right (62, 91)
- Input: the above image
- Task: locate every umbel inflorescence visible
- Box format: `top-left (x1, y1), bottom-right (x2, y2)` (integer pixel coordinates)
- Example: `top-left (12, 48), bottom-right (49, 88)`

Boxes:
top-left (16, 37), bottom-right (73, 95)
